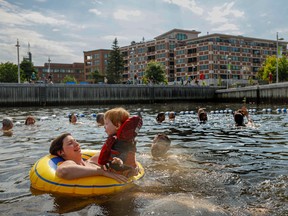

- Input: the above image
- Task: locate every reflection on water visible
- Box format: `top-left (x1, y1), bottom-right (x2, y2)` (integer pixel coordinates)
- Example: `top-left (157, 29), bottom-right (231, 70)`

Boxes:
top-left (0, 103), bottom-right (287, 216)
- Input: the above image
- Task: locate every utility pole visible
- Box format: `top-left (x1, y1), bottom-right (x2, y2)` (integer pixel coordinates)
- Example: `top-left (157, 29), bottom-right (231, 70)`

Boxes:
top-left (16, 39), bottom-right (20, 83)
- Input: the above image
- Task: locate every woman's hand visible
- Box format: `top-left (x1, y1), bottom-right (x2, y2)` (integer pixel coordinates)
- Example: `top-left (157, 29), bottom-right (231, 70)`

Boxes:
top-left (103, 170), bottom-right (128, 183)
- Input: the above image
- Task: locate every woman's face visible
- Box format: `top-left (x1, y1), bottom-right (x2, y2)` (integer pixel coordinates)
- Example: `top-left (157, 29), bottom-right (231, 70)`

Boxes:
top-left (71, 114), bottom-right (77, 123)
top-left (61, 135), bottom-right (81, 159)
top-left (104, 118), bottom-right (118, 136)
top-left (26, 117), bottom-right (35, 125)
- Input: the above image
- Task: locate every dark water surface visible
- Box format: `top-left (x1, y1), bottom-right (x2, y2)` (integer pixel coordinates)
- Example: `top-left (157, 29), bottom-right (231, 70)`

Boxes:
top-left (0, 102), bottom-right (287, 216)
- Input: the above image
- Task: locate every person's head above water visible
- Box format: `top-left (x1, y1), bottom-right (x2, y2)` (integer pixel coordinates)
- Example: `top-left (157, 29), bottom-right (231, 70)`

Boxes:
top-left (156, 112), bottom-right (165, 123)
top-left (25, 116), bottom-right (36, 125)
top-left (96, 113), bottom-right (104, 126)
top-left (68, 113), bottom-right (77, 124)
top-left (151, 134), bottom-right (171, 158)
top-left (234, 110), bottom-right (245, 126)
top-left (198, 108), bottom-right (207, 123)
top-left (2, 117), bottom-right (13, 131)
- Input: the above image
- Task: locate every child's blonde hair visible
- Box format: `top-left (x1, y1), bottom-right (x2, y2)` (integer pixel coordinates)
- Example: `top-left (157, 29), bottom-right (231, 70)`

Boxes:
top-left (104, 107), bottom-right (130, 127)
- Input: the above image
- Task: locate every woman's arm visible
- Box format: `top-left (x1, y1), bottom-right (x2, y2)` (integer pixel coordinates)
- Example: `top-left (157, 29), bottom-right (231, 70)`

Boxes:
top-left (56, 160), bottom-right (128, 182)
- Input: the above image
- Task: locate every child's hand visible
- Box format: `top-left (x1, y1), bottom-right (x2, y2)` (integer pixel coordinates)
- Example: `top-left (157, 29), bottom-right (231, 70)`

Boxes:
top-left (111, 157), bottom-right (123, 166)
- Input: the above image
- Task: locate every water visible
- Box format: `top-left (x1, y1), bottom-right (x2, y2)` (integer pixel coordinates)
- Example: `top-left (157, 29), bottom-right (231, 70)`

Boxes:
top-left (0, 103), bottom-right (287, 216)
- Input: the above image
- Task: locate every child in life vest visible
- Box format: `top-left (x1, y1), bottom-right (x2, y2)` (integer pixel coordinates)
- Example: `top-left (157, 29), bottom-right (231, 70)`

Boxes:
top-left (98, 107), bottom-right (142, 177)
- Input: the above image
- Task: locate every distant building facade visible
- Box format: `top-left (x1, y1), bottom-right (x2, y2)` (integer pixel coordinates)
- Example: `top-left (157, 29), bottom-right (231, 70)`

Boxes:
top-left (36, 29), bottom-right (287, 85)
top-left (83, 49), bottom-right (111, 83)
top-left (119, 29), bottom-right (287, 85)
top-left (35, 62), bottom-right (85, 83)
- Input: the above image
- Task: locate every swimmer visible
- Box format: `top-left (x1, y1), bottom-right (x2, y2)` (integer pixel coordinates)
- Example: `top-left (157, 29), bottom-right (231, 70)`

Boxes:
top-left (96, 113), bottom-right (104, 126)
top-left (68, 113), bottom-right (83, 124)
top-left (156, 112), bottom-right (165, 123)
top-left (25, 116), bottom-right (36, 125)
top-left (168, 111), bottom-right (175, 121)
top-left (2, 117), bottom-right (13, 136)
top-left (151, 134), bottom-right (171, 158)
top-left (234, 106), bottom-right (253, 127)
top-left (2, 117), bottom-right (13, 131)
top-left (198, 108), bottom-right (208, 123)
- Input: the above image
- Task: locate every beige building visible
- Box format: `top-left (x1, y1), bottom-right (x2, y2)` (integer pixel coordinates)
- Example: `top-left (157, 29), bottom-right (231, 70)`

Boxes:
top-left (84, 29), bottom-right (287, 85)
top-left (120, 29), bottom-right (287, 85)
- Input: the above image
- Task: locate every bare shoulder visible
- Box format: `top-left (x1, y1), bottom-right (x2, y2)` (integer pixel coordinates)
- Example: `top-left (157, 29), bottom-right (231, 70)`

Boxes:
top-left (59, 160), bottom-right (78, 167)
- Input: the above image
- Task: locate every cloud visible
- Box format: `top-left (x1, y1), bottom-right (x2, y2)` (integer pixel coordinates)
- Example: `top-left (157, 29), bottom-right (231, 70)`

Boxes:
top-left (162, 0), bottom-right (203, 15)
top-left (113, 9), bottom-right (141, 21)
top-left (91, 0), bottom-right (103, 4)
top-left (0, 0), bottom-right (77, 28)
top-left (206, 2), bottom-right (244, 24)
top-left (101, 35), bottom-right (129, 42)
top-left (89, 8), bottom-right (102, 15)
top-left (211, 23), bottom-right (239, 32)
top-left (0, 26), bottom-right (82, 65)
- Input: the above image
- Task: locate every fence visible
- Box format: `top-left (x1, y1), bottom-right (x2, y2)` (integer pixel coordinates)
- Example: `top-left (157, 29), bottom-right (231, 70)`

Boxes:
top-left (0, 83), bottom-right (217, 107)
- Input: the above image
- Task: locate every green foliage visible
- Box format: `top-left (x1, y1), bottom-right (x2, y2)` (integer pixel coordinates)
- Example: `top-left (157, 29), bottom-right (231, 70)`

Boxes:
top-left (143, 61), bottom-right (166, 84)
top-left (248, 76), bottom-right (254, 85)
top-left (257, 55), bottom-right (288, 82)
top-left (106, 38), bottom-right (124, 84)
top-left (217, 76), bottom-right (222, 86)
top-left (0, 62), bottom-right (19, 83)
top-left (91, 69), bottom-right (104, 83)
top-left (63, 75), bottom-right (77, 83)
top-left (20, 59), bottom-right (36, 82)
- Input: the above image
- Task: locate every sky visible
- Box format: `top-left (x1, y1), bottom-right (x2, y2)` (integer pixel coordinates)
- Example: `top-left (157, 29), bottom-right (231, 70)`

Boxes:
top-left (0, 0), bottom-right (287, 66)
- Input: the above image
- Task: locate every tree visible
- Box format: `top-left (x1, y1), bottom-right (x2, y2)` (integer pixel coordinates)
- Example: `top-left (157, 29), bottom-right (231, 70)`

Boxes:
top-left (0, 62), bottom-right (19, 83)
top-left (63, 75), bottom-right (77, 83)
top-left (20, 59), bottom-right (36, 82)
top-left (106, 38), bottom-right (124, 84)
top-left (91, 69), bottom-right (104, 84)
top-left (143, 61), bottom-right (166, 84)
top-left (257, 55), bottom-right (288, 82)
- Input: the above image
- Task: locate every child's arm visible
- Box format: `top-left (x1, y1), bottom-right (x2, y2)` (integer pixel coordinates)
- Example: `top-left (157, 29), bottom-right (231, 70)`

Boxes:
top-left (98, 136), bottom-right (117, 166)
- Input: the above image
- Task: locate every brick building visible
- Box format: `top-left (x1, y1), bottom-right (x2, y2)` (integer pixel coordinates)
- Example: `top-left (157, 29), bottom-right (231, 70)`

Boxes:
top-left (83, 49), bottom-right (111, 83)
top-left (35, 62), bottom-right (85, 83)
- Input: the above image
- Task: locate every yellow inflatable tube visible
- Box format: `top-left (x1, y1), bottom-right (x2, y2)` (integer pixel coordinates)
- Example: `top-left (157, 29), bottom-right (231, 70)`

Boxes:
top-left (29, 150), bottom-right (145, 196)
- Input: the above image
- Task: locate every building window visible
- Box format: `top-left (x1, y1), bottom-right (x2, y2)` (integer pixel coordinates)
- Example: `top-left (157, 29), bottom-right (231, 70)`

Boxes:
top-left (176, 50), bottom-right (185, 55)
top-left (176, 33), bottom-right (187, 40)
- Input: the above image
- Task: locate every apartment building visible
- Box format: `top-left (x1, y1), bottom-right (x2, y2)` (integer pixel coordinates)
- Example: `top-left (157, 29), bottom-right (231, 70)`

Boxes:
top-left (35, 62), bottom-right (85, 83)
top-left (83, 28), bottom-right (287, 85)
top-left (83, 49), bottom-right (111, 83)
top-left (120, 29), bottom-right (287, 85)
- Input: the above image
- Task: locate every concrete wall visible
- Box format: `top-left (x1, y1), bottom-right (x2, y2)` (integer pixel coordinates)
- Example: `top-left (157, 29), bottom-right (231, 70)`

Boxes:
top-left (0, 83), bottom-right (217, 107)
top-left (216, 82), bottom-right (288, 104)
top-left (1, 82), bottom-right (287, 107)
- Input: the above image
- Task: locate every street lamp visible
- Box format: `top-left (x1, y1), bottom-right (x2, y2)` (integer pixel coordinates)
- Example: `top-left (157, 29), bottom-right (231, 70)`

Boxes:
top-left (48, 57), bottom-right (51, 74)
top-left (15, 39), bottom-right (20, 83)
top-left (276, 32), bottom-right (284, 83)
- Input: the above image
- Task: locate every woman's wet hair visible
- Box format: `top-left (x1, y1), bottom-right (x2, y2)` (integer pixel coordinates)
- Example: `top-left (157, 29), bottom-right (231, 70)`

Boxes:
top-left (96, 113), bottom-right (104, 125)
top-left (198, 108), bottom-right (207, 123)
top-left (156, 112), bottom-right (165, 123)
top-left (234, 112), bottom-right (244, 126)
top-left (199, 112), bottom-right (208, 122)
top-left (2, 117), bottom-right (13, 130)
top-left (49, 133), bottom-right (71, 156)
